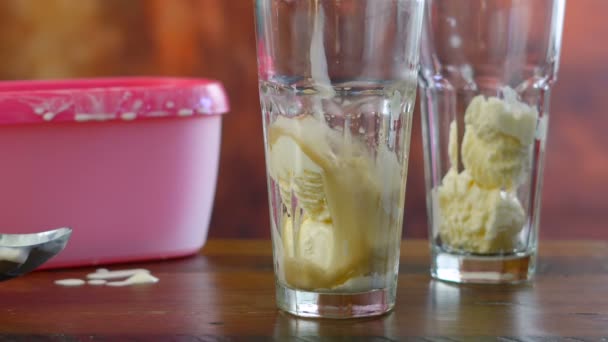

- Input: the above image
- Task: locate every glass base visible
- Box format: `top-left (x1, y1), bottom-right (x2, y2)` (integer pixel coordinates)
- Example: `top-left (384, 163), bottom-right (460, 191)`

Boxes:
top-left (431, 247), bottom-right (536, 284)
top-left (275, 281), bottom-right (395, 319)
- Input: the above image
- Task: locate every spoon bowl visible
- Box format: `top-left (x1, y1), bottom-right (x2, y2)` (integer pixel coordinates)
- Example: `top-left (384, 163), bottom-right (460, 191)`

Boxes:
top-left (0, 228), bottom-right (72, 281)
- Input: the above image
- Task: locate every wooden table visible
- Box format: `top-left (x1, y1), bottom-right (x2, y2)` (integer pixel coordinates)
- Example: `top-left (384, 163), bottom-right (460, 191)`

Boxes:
top-left (2, 240), bottom-right (607, 340)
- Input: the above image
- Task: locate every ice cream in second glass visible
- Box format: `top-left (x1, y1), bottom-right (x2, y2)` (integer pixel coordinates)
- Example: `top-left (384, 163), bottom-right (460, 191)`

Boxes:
top-left (436, 87), bottom-right (538, 254)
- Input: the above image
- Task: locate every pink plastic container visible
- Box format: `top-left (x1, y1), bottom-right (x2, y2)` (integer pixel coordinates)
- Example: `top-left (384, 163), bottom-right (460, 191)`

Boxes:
top-left (0, 78), bottom-right (229, 269)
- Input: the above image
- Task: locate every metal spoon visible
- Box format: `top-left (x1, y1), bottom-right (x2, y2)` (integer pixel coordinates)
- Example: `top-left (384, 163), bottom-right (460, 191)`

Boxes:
top-left (0, 228), bottom-right (72, 281)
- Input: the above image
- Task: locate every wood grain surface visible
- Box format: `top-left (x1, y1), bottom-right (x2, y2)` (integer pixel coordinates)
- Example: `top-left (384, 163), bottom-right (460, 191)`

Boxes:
top-left (0, 0), bottom-right (605, 240)
top-left (1, 239), bottom-right (607, 340)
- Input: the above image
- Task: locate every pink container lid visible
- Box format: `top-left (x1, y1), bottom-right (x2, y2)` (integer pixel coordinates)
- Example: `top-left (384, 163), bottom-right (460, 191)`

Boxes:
top-left (0, 77), bottom-right (230, 125)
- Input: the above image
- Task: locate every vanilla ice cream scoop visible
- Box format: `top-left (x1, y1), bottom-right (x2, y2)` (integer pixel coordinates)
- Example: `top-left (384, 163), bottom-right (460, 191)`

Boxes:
top-left (461, 88), bottom-right (538, 189)
top-left (282, 217), bottom-right (342, 289)
top-left (438, 170), bottom-right (526, 253)
top-left (461, 128), bottom-right (525, 189)
top-left (281, 214), bottom-right (335, 270)
top-left (437, 87), bottom-right (535, 254)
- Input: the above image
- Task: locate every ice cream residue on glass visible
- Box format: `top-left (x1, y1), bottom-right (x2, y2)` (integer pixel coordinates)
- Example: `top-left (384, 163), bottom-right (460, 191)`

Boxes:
top-left (267, 115), bottom-right (403, 291)
top-left (437, 87), bottom-right (538, 254)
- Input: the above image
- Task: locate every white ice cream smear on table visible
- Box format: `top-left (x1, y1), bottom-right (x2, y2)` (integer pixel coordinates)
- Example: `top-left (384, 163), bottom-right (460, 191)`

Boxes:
top-left (87, 279), bottom-right (107, 286)
top-left (86, 268), bottom-right (151, 280)
top-left (105, 272), bottom-right (159, 287)
top-left (55, 279), bottom-right (86, 287)
top-left (54, 268), bottom-right (158, 287)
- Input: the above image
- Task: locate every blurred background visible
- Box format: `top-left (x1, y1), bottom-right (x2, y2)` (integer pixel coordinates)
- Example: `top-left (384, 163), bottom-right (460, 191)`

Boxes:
top-left (0, 0), bottom-right (605, 240)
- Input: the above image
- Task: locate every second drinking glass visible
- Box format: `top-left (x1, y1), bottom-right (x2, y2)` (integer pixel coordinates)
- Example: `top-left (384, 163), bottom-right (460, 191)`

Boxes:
top-left (419, 0), bottom-right (566, 283)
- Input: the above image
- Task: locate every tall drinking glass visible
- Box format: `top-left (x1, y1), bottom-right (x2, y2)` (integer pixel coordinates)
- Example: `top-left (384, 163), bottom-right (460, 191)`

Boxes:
top-left (419, 0), bottom-right (566, 283)
top-left (255, 0), bottom-right (424, 318)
